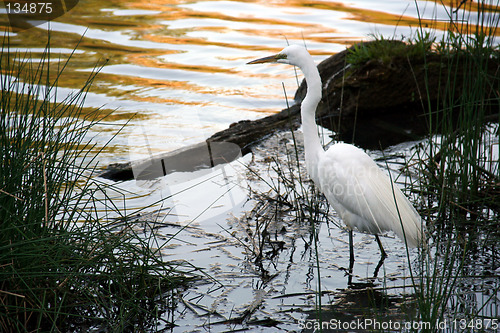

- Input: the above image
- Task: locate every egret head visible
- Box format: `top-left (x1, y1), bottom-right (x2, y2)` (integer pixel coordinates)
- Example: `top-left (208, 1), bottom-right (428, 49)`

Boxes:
top-left (247, 45), bottom-right (310, 67)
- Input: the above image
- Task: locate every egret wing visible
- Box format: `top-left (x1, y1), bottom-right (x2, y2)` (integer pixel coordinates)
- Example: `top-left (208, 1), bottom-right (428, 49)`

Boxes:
top-left (318, 144), bottom-right (422, 247)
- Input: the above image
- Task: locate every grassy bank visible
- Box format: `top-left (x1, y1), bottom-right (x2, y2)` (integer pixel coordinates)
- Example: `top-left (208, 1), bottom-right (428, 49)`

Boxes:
top-left (0, 37), bottom-right (197, 331)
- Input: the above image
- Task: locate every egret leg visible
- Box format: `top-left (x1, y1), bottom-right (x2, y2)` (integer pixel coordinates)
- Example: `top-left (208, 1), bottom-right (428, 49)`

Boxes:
top-left (349, 229), bottom-right (355, 264)
top-left (374, 235), bottom-right (387, 258)
top-left (348, 230), bottom-right (354, 286)
top-left (373, 254), bottom-right (386, 278)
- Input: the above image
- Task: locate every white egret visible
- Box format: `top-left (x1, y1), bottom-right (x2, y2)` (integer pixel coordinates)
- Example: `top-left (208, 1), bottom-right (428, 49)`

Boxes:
top-left (248, 45), bottom-right (424, 264)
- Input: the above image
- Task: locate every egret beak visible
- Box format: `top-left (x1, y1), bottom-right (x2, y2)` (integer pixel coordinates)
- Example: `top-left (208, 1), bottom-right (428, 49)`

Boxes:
top-left (247, 54), bottom-right (280, 65)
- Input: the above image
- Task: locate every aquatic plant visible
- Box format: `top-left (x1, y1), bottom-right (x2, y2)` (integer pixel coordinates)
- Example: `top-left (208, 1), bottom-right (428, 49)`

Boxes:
top-left (407, 1), bottom-right (500, 331)
top-left (0, 36), bottom-right (197, 331)
top-left (346, 31), bottom-right (435, 68)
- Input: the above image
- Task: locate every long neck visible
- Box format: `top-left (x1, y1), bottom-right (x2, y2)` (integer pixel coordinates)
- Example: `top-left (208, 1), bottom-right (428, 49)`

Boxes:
top-left (299, 59), bottom-right (323, 184)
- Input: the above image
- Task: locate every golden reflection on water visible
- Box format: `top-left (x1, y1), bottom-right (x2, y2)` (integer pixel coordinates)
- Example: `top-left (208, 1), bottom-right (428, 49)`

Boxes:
top-left (1, 0), bottom-right (499, 160)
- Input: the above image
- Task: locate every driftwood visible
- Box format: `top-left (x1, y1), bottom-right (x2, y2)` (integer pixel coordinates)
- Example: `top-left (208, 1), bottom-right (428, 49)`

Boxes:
top-left (100, 41), bottom-right (499, 181)
top-left (99, 141), bottom-right (242, 181)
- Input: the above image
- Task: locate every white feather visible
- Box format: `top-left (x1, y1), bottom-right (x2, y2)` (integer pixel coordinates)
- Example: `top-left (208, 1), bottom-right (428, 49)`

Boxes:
top-left (317, 143), bottom-right (423, 247)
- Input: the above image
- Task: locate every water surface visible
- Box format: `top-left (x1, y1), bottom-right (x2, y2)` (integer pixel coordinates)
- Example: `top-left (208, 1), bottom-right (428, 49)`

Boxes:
top-left (2, 0), bottom-right (487, 164)
top-left (2, 1), bottom-right (499, 331)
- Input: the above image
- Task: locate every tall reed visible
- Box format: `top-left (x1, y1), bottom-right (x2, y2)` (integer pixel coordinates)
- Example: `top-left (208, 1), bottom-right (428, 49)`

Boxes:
top-left (410, 1), bottom-right (500, 331)
top-left (0, 36), bottom-right (196, 331)
top-left (417, 0), bottom-right (499, 223)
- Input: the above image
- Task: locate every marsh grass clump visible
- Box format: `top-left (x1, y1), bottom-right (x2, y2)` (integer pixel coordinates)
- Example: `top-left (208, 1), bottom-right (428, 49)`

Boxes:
top-left (414, 1), bottom-right (500, 227)
top-left (0, 38), bottom-right (197, 331)
top-left (238, 128), bottom-right (341, 326)
top-left (242, 131), bottom-right (332, 267)
top-left (401, 1), bottom-right (500, 330)
top-left (346, 32), bottom-right (435, 68)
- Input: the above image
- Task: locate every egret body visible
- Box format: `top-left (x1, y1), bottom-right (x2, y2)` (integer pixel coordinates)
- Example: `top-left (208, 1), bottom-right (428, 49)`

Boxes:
top-left (248, 45), bottom-right (424, 262)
